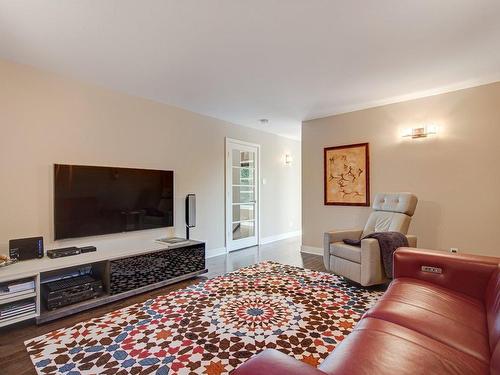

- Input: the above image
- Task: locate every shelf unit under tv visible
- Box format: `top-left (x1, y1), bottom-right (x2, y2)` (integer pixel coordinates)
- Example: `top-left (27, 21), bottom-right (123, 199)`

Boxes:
top-left (0, 233), bottom-right (206, 327)
top-left (0, 276), bottom-right (39, 328)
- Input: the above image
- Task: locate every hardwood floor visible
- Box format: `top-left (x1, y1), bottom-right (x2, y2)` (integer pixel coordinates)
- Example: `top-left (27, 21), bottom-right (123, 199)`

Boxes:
top-left (0, 236), bottom-right (324, 375)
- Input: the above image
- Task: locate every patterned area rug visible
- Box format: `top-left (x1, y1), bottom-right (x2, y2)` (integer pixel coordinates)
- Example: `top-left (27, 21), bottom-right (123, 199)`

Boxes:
top-left (26, 262), bottom-right (383, 374)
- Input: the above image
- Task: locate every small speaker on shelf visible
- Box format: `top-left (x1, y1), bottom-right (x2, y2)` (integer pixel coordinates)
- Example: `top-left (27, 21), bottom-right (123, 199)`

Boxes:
top-left (9, 236), bottom-right (44, 261)
top-left (185, 194), bottom-right (196, 239)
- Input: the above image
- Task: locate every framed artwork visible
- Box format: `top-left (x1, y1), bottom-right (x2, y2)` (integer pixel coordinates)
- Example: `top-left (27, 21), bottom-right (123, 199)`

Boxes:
top-left (324, 142), bottom-right (370, 206)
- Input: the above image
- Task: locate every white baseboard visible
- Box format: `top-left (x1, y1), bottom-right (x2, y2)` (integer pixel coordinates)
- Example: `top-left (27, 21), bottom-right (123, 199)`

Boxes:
top-left (300, 245), bottom-right (323, 256)
top-left (206, 247), bottom-right (227, 258)
top-left (260, 230), bottom-right (302, 245)
top-left (205, 231), bottom-right (302, 258)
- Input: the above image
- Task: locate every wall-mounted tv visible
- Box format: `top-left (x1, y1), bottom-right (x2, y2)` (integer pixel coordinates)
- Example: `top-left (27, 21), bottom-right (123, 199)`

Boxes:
top-left (54, 164), bottom-right (174, 240)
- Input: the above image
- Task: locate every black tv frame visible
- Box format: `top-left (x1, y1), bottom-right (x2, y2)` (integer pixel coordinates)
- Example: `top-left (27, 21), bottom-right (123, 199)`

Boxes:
top-left (53, 164), bottom-right (174, 240)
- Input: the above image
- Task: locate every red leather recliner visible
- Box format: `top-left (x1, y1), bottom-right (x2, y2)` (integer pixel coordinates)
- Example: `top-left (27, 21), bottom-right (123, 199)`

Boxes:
top-left (233, 248), bottom-right (500, 375)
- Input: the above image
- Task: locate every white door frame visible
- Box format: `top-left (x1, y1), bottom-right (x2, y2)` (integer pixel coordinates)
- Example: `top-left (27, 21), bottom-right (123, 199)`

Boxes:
top-left (225, 137), bottom-right (261, 252)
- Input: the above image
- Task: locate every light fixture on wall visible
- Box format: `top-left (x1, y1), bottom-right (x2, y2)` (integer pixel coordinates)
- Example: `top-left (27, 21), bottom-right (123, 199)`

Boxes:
top-left (401, 124), bottom-right (438, 139)
top-left (284, 154), bottom-right (293, 166)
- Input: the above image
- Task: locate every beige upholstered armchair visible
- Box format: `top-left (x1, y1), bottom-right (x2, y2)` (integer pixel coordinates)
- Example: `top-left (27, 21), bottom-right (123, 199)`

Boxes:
top-left (324, 192), bottom-right (418, 286)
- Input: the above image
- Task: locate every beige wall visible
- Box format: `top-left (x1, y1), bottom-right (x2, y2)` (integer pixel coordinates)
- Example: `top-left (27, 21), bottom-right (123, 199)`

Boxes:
top-left (0, 59), bottom-right (301, 254)
top-left (302, 82), bottom-right (500, 257)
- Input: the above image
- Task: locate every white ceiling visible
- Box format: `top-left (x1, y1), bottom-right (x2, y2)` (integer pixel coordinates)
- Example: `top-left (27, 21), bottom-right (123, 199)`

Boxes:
top-left (1, 1), bottom-right (500, 140)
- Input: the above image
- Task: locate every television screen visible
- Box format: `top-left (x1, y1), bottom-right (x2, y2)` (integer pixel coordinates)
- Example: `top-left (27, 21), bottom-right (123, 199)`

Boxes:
top-left (54, 164), bottom-right (174, 240)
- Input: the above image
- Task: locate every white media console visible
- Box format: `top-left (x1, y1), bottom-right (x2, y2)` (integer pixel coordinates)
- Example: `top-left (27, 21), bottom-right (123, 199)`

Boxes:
top-left (0, 235), bottom-right (206, 327)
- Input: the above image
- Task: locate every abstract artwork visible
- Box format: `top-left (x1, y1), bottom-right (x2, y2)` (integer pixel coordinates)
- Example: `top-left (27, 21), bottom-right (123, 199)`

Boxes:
top-left (324, 143), bottom-right (370, 206)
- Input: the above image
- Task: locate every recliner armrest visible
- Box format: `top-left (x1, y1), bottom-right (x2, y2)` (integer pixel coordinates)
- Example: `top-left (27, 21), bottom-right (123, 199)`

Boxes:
top-left (324, 230), bottom-right (364, 270)
top-left (393, 247), bottom-right (499, 301)
top-left (324, 229), bottom-right (363, 245)
top-left (232, 349), bottom-right (327, 375)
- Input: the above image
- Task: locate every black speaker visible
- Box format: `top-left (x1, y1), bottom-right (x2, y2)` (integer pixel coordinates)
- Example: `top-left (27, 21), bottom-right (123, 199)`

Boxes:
top-left (185, 194), bottom-right (196, 239)
top-left (9, 236), bottom-right (44, 260)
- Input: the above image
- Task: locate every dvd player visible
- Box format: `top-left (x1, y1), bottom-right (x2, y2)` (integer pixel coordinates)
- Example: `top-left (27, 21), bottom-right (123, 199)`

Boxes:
top-left (47, 247), bottom-right (81, 259)
top-left (46, 246), bottom-right (97, 259)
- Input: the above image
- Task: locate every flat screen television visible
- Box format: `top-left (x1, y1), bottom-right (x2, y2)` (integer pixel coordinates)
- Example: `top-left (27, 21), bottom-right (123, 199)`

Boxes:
top-left (54, 164), bottom-right (174, 240)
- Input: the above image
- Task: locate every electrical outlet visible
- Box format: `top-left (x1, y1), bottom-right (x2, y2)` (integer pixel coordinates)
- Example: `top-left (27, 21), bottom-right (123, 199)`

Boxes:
top-left (450, 248), bottom-right (459, 253)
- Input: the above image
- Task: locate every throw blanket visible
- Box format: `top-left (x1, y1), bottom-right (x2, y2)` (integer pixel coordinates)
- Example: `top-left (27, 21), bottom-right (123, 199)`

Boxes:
top-left (343, 232), bottom-right (408, 278)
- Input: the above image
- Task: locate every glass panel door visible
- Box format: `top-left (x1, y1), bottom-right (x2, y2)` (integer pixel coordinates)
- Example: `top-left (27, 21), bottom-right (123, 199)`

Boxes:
top-left (226, 140), bottom-right (259, 251)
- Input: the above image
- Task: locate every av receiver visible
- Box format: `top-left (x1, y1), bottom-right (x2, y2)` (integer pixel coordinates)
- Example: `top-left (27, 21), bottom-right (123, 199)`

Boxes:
top-left (42, 275), bottom-right (103, 310)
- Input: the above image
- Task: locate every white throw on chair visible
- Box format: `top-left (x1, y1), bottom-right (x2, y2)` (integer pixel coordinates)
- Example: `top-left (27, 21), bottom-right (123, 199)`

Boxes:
top-left (323, 192), bottom-right (418, 286)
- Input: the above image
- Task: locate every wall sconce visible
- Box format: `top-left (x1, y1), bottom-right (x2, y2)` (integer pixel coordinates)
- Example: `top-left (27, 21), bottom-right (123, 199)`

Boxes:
top-left (284, 154), bottom-right (293, 166)
top-left (401, 124), bottom-right (438, 139)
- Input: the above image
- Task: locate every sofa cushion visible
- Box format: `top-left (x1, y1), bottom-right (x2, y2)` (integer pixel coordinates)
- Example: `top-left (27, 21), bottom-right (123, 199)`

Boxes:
top-left (364, 278), bottom-right (490, 363)
top-left (318, 317), bottom-right (489, 375)
top-left (329, 242), bottom-right (361, 263)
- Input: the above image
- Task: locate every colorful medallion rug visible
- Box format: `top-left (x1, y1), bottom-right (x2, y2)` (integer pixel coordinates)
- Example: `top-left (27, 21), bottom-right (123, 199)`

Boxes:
top-left (25, 262), bottom-right (383, 375)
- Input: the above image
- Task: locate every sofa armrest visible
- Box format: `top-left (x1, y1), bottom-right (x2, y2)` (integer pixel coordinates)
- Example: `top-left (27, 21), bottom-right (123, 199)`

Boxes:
top-left (393, 247), bottom-right (499, 301)
top-left (233, 349), bottom-right (327, 375)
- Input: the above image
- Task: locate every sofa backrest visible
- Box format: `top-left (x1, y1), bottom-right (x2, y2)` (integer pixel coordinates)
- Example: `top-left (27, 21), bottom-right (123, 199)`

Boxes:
top-left (486, 265), bottom-right (500, 371)
top-left (362, 193), bottom-right (417, 237)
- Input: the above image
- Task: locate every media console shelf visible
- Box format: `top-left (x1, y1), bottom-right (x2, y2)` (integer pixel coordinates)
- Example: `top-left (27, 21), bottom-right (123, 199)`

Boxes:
top-left (0, 239), bottom-right (206, 326)
top-left (0, 275), bottom-right (39, 328)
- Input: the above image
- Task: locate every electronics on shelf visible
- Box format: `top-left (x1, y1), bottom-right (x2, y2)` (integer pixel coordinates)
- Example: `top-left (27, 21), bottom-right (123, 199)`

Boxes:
top-left (7, 235), bottom-right (99, 261)
top-left (0, 240), bottom-right (206, 326)
top-left (42, 274), bottom-right (103, 311)
top-left (9, 236), bottom-right (44, 260)
top-left (46, 246), bottom-right (97, 259)
top-left (80, 246), bottom-right (97, 253)
top-left (47, 247), bottom-right (81, 258)
top-left (41, 269), bottom-right (87, 284)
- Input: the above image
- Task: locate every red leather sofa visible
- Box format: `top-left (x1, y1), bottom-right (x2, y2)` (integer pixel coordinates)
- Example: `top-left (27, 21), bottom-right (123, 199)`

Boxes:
top-left (234, 248), bottom-right (500, 375)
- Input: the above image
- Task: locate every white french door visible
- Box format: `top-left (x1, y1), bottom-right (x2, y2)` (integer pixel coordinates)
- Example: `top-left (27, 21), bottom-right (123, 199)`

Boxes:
top-left (225, 138), bottom-right (260, 252)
